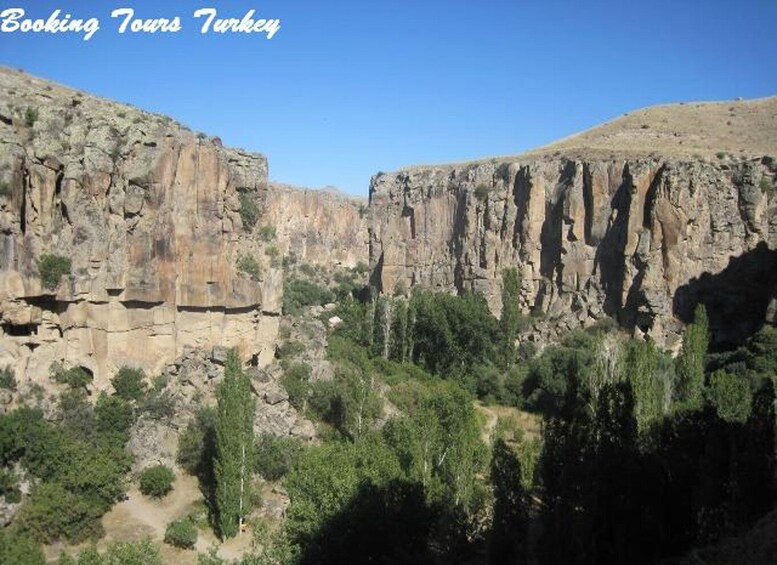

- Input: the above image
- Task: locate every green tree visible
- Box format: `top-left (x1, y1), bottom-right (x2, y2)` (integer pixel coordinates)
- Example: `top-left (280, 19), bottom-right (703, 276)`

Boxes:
top-left (139, 465), bottom-right (175, 498)
top-left (111, 366), bottom-right (147, 401)
top-left (0, 529), bottom-right (45, 565)
top-left (488, 439), bottom-right (528, 564)
top-left (95, 393), bottom-right (135, 443)
top-left (164, 518), bottom-right (198, 549)
top-left (707, 369), bottom-right (751, 423)
top-left (675, 304), bottom-right (709, 409)
top-left (619, 339), bottom-right (665, 434)
top-left (214, 349), bottom-right (255, 539)
top-left (14, 481), bottom-right (105, 543)
top-left (103, 539), bottom-right (164, 565)
top-left (499, 267), bottom-right (523, 368)
top-left (284, 435), bottom-right (401, 548)
top-left (384, 381), bottom-right (487, 509)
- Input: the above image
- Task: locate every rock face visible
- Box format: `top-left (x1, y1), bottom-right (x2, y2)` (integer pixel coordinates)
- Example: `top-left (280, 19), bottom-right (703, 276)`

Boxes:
top-left (369, 98), bottom-right (777, 349)
top-left (263, 183), bottom-right (368, 269)
top-left (0, 68), bottom-right (282, 386)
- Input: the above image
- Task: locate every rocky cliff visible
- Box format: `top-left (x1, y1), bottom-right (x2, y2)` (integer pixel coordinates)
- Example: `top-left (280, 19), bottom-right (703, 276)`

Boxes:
top-left (0, 68), bottom-right (366, 388)
top-left (264, 183), bottom-right (368, 269)
top-left (369, 98), bottom-right (777, 350)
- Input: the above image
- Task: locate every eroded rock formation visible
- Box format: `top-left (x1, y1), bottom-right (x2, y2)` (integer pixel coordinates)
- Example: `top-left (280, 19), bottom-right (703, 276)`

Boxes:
top-left (0, 68), bottom-right (287, 387)
top-left (369, 99), bottom-right (777, 349)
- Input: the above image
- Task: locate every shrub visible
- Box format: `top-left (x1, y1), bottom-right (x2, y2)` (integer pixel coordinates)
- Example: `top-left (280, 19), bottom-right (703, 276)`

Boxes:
top-left (138, 389), bottom-right (175, 421)
top-left (14, 481), bottom-right (105, 543)
top-left (283, 278), bottom-right (335, 315)
top-left (95, 393), bottom-right (135, 441)
top-left (238, 191), bottom-right (259, 232)
top-left (254, 433), bottom-right (304, 481)
top-left (24, 107), bottom-right (38, 127)
top-left (177, 408), bottom-right (216, 478)
top-left (50, 363), bottom-right (93, 390)
top-left (38, 254), bottom-right (72, 290)
top-left (138, 465), bottom-right (175, 498)
top-left (280, 362), bottom-right (312, 411)
top-left (258, 224), bottom-right (276, 242)
top-left (111, 366), bottom-right (147, 401)
top-left (0, 366), bottom-right (16, 391)
top-left (0, 529), bottom-right (45, 565)
top-left (237, 254), bottom-right (261, 281)
top-left (282, 252), bottom-right (298, 269)
top-left (708, 370), bottom-right (752, 423)
top-left (353, 261), bottom-right (370, 275)
top-left (164, 518), bottom-right (197, 549)
top-left (151, 373), bottom-right (168, 392)
top-left (103, 539), bottom-right (164, 565)
top-left (0, 181), bottom-right (10, 197)
top-left (277, 340), bottom-right (305, 360)
top-left (265, 244), bottom-right (280, 257)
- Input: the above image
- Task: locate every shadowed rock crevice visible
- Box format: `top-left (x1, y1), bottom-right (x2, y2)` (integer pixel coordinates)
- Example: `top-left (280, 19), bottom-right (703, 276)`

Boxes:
top-left (595, 164), bottom-right (634, 319)
top-left (673, 243), bottom-right (777, 350)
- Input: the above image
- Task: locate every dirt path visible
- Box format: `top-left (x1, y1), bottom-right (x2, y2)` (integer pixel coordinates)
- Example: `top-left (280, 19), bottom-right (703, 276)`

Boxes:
top-left (475, 402), bottom-right (499, 444)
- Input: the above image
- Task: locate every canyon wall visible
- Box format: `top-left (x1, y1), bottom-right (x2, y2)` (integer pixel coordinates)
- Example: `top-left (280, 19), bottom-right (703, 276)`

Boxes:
top-left (0, 68), bottom-right (285, 387)
top-left (263, 183), bottom-right (368, 269)
top-left (369, 154), bottom-right (777, 350)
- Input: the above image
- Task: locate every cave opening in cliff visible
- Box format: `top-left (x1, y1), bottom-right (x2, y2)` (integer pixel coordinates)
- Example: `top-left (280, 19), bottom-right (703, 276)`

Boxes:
top-left (22, 295), bottom-right (65, 314)
top-left (2, 322), bottom-right (38, 337)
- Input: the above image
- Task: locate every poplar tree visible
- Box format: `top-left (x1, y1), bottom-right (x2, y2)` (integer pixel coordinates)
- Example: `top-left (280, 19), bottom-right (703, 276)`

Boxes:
top-left (214, 349), bottom-right (255, 539)
top-left (500, 268), bottom-right (522, 368)
top-left (675, 304), bottom-right (709, 409)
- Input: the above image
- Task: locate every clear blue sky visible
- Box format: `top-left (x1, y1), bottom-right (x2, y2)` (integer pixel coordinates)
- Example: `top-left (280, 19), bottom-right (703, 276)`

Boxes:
top-left (1, 0), bottom-right (775, 195)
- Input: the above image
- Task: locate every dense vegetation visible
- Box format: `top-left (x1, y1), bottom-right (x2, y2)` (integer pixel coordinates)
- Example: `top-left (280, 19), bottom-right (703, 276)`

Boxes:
top-left (256, 267), bottom-right (776, 564)
top-left (0, 396), bottom-right (133, 543)
top-left (1, 259), bottom-right (774, 564)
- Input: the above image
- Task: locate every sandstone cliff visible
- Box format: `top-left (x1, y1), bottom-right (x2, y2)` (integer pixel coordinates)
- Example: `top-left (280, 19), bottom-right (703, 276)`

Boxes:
top-left (369, 98), bottom-right (777, 350)
top-left (0, 68), bottom-right (285, 387)
top-left (263, 183), bottom-right (368, 269)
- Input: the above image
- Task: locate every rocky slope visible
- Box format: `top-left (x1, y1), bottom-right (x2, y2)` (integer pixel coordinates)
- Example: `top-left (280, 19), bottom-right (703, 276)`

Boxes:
top-left (0, 68), bottom-right (366, 388)
top-left (369, 97), bottom-right (777, 350)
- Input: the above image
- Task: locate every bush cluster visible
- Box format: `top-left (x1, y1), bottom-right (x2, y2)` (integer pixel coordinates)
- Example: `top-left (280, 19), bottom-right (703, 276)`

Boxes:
top-left (0, 366), bottom-right (16, 391)
top-left (238, 192), bottom-right (259, 232)
top-left (237, 254), bottom-right (261, 281)
top-left (283, 278), bottom-right (334, 315)
top-left (258, 224), bottom-right (276, 242)
top-left (138, 465), bottom-right (175, 498)
top-left (50, 363), bottom-right (92, 390)
top-left (163, 518), bottom-right (197, 549)
top-left (111, 366), bottom-right (147, 401)
top-left (254, 433), bottom-right (304, 481)
top-left (38, 254), bottom-right (72, 291)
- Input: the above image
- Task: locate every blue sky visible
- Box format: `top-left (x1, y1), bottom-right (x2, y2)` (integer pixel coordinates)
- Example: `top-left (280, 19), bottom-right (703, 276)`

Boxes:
top-left (1, 0), bottom-right (775, 195)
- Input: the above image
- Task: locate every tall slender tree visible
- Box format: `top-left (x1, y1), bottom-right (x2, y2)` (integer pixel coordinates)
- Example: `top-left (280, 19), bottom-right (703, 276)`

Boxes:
top-left (500, 268), bottom-right (522, 368)
top-left (488, 439), bottom-right (528, 564)
top-left (214, 349), bottom-right (255, 539)
top-left (675, 304), bottom-right (709, 409)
